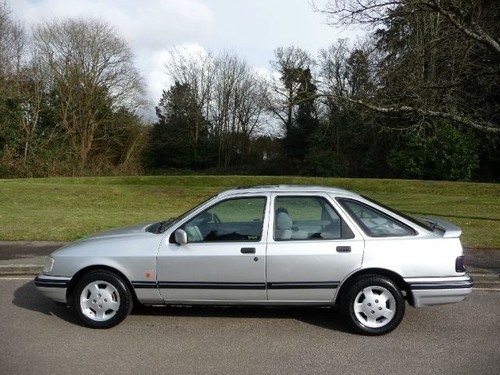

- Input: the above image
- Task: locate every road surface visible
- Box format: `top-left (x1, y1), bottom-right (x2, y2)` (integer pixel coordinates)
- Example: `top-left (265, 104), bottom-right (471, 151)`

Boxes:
top-left (1, 278), bottom-right (498, 375)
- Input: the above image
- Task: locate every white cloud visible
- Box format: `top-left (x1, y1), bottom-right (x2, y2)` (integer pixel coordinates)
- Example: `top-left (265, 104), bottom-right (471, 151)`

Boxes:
top-left (125, 1), bottom-right (214, 51)
top-left (11, 0), bottom-right (214, 52)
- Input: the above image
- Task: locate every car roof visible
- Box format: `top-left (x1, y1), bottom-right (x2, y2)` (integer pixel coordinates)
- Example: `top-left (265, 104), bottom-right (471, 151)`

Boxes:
top-left (218, 185), bottom-right (360, 198)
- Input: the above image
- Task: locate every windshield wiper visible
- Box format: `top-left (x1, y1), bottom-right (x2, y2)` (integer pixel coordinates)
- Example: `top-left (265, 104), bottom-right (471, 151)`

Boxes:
top-left (157, 217), bottom-right (176, 233)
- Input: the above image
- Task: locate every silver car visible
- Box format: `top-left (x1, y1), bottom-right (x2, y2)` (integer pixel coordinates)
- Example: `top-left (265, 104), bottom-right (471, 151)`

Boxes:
top-left (35, 185), bottom-right (473, 335)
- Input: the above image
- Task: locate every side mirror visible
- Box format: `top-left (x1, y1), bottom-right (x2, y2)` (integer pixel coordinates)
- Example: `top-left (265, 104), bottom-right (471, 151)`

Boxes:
top-left (174, 229), bottom-right (188, 245)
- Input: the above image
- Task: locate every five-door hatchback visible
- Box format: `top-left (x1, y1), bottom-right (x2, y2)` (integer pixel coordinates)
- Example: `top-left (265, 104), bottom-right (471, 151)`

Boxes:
top-left (35, 185), bottom-right (473, 335)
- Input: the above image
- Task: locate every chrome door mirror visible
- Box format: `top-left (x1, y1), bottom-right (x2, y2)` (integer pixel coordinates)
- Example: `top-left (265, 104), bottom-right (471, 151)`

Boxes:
top-left (175, 229), bottom-right (188, 245)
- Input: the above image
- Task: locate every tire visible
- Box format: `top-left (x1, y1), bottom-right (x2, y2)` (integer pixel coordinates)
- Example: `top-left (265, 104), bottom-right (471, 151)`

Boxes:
top-left (342, 275), bottom-right (405, 336)
top-left (72, 270), bottom-right (133, 329)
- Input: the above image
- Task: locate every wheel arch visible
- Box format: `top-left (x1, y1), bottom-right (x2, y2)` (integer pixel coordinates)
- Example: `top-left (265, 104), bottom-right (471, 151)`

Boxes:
top-left (336, 268), bottom-right (413, 306)
top-left (66, 265), bottom-right (139, 305)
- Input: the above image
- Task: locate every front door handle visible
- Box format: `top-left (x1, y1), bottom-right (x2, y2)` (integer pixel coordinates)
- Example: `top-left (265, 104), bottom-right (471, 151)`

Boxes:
top-left (336, 246), bottom-right (351, 253)
top-left (241, 247), bottom-right (256, 254)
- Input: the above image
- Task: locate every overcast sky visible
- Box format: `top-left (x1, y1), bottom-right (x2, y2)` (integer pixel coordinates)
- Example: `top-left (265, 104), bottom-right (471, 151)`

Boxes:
top-left (9, 0), bottom-right (360, 114)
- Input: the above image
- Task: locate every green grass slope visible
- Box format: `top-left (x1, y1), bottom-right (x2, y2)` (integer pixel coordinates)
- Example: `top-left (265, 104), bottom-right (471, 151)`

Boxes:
top-left (0, 176), bottom-right (498, 248)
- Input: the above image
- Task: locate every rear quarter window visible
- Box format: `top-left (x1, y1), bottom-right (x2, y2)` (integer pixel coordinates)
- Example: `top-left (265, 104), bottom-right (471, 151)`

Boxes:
top-left (337, 198), bottom-right (416, 238)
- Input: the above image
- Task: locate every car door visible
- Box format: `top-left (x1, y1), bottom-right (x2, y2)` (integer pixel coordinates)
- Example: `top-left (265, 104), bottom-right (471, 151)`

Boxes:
top-left (266, 193), bottom-right (364, 302)
top-left (157, 195), bottom-right (269, 302)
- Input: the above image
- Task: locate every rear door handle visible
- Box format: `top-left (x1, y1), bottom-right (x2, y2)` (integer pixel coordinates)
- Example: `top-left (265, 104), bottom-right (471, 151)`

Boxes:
top-left (241, 247), bottom-right (256, 254)
top-left (336, 246), bottom-right (351, 253)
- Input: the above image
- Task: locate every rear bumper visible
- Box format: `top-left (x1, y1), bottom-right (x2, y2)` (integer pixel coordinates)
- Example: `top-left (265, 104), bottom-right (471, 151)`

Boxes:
top-left (406, 275), bottom-right (473, 308)
top-left (34, 275), bottom-right (71, 304)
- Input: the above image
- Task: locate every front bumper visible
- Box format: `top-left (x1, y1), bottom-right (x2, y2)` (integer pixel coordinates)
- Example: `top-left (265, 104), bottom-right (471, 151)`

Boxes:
top-left (34, 275), bottom-right (72, 304)
top-left (406, 275), bottom-right (473, 308)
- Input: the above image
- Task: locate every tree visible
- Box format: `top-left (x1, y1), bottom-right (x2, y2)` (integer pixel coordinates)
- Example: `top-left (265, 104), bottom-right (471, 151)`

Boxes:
top-left (319, 0), bottom-right (500, 52)
top-left (315, 0), bottom-right (500, 134)
top-left (32, 18), bottom-right (146, 171)
top-left (266, 46), bottom-right (322, 171)
top-left (0, 2), bottom-right (26, 174)
top-left (288, 67), bottom-right (319, 167)
top-left (166, 48), bottom-right (217, 141)
top-left (313, 40), bottom-right (390, 177)
top-left (0, 2), bottom-right (24, 81)
top-left (267, 46), bottom-right (314, 136)
top-left (388, 121), bottom-right (479, 180)
top-left (211, 52), bottom-right (266, 168)
top-left (165, 48), bottom-right (266, 169)
top-left (149, 81), bottom-right (212, 170)
top-left (91, 107), bottom-right (148, 174)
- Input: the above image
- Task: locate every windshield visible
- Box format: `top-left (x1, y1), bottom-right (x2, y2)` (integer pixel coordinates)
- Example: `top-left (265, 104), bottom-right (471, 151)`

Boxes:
top-left (146, 194), bottom-right (217, 234)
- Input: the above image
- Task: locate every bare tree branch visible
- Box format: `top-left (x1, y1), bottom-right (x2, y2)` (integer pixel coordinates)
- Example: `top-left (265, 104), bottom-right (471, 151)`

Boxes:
top-left (315, 0), bottom-right (500, 55)
top-left (331, 95), bottom-right (500, 133)
top-left (424, 0), bottom-right (500, 54)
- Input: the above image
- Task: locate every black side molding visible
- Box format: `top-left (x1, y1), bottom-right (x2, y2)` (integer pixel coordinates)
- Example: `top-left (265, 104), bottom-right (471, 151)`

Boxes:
top-left (408, 279), bottom-right (474, 290)
top-left (34, 276), bottom-right (69, 288)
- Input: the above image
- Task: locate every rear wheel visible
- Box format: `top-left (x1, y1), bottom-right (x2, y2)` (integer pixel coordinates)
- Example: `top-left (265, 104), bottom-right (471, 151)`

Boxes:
top-left (342, 275), bottom-right (405, 335)
top-left (72, 270), bottom-right (133, 328)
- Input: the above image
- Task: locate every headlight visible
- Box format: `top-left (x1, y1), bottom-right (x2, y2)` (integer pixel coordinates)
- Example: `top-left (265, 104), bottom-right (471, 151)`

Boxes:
top-left (43, 257), bottom-right (54, 273)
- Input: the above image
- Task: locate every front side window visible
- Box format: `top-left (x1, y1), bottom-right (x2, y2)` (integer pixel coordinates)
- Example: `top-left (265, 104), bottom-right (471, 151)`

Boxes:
top-left (182, 197), bottom-right (266, 242)
top-left (274, 196), bottom-right (354, 241)
top-left (337, 198), bottom-right (416, 237)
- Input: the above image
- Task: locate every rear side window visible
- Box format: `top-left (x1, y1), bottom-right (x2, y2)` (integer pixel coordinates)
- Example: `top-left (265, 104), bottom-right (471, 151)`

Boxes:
top-left (337, 198), bottom-right (416, 238)
top-left (274, 196), bottom-right (354, 241)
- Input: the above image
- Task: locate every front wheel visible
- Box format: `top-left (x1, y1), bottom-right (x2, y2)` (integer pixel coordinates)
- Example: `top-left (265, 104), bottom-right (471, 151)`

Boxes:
top-left (342, 275), bottom-right (405, 335)
top-left (72, 270), bottom-right (133, 328)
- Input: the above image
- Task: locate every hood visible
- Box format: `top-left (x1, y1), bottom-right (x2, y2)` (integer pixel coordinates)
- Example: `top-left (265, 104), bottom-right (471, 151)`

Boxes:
top-left (88, 222), bottom-right (154, 239)
top-left (52, 222), bottom-right (156, 255)
top-left (49, 221), bottom-right (162, 261)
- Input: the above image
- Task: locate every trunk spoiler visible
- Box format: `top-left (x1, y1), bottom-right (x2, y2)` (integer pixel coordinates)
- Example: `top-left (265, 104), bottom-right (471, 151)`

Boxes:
top-left (416, 217), bottom-right (462, 238)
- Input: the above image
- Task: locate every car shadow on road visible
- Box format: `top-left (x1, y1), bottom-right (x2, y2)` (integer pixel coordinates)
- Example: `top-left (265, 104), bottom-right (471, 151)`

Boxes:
top-left (131, 304), bottom-right (352, 333)
top-left (12, 280), bottom-right (83, 326)
top-left (13, 280), bottom-right (352, 332)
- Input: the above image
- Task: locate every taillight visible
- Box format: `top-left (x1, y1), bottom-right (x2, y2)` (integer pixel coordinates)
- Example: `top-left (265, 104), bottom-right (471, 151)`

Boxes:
top-left (455, 255), bottom-right (466, 272)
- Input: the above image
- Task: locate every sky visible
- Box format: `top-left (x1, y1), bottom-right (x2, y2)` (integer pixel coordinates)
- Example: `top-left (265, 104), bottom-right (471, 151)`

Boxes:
top-left (8, 0), bottom-right (360, 115)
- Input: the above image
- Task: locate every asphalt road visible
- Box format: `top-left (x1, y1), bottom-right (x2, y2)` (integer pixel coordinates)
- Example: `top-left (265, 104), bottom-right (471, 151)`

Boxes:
top-left (1, 278), bottom-right (499, 375)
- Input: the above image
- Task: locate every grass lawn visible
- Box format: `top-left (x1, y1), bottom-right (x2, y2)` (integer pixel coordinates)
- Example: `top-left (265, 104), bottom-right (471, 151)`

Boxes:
top-left (0, 176), bottom-right (498, 248)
